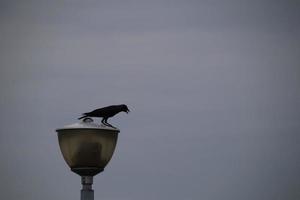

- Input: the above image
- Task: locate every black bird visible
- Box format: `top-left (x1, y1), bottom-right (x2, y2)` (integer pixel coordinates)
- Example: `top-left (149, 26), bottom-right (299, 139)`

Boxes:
top-left (78, 104), bottom-right (130, 128)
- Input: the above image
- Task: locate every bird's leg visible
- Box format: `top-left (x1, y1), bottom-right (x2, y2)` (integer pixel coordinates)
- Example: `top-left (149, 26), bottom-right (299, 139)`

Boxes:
top-left (104, 119), bottom-right (116, 128)
top-left (102, 118), bottom-right (111, 127)
top-left (103, 118), bottom-right (108, 125)
top-left (101, 118), bottom-right (106, 126)
top-left (104, 118), bottom-right (110, 126)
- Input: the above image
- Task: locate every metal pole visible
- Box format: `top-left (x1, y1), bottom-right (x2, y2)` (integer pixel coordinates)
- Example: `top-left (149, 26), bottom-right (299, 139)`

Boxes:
top-left (81, 176), bottom-right (94, 200)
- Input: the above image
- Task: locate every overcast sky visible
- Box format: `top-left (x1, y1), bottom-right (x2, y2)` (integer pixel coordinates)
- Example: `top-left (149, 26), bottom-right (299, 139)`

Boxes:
top-left (0, 0), bottom-right (300, 200)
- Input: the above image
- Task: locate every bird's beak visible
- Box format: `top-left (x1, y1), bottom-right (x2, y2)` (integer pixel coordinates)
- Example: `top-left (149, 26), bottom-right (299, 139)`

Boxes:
top-left (126, 109), bottom-right (130, 113)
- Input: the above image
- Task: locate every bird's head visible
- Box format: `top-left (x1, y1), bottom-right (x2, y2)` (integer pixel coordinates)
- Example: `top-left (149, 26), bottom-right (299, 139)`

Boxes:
top-left (120, 104), bottom-right (130, 113)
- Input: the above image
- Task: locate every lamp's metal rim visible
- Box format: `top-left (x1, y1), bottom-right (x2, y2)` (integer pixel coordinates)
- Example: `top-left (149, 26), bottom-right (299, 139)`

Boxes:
top-left (56, 127), bottom-right (120, 132)
top-left (56, 121), bottom-right (120, 132)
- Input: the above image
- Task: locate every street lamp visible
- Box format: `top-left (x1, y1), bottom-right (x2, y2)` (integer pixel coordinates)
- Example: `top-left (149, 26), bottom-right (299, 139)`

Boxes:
top-left (56, 119), bottom-right (119, 200)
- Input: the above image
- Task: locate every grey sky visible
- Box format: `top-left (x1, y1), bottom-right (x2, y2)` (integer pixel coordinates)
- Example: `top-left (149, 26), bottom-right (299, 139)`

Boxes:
top-left (0, 0), bottom-right (299, 200)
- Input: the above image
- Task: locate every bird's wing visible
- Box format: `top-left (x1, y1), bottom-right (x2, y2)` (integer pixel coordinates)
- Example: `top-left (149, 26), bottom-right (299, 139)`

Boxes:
top-left (89, 105), bottom-right (119, 117)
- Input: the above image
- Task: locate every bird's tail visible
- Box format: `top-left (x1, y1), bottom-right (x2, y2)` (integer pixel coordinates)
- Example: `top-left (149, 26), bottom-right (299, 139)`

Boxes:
top-left (78, 113), bottom-right (88, 120)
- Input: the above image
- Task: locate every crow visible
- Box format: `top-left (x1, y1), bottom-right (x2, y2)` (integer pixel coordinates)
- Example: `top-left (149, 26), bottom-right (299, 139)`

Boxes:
top-left (78, 104), bottom-right (130, 128)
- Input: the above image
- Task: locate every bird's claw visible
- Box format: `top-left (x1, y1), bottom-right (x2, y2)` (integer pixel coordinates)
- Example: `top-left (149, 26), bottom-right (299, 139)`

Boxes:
top-left (101, 122), bottom-right (116, 129)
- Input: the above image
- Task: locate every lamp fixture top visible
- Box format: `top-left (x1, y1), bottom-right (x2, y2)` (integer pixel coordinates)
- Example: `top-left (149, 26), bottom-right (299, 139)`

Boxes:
top-left (56, 118), bottom-right (120, 132)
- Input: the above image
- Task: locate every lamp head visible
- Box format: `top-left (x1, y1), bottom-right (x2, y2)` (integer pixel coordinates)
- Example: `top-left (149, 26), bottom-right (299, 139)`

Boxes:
top-left (56, 121), bottom-right (119, 176)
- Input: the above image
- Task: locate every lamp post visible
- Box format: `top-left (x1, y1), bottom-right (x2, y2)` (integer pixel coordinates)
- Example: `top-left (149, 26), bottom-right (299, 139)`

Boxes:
top-left (56, 119), bottom-right (119, 200)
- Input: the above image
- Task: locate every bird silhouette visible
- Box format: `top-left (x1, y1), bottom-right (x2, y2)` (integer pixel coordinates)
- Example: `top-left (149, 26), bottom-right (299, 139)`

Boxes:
top-left (78, 104), bottom-right (130, 128)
